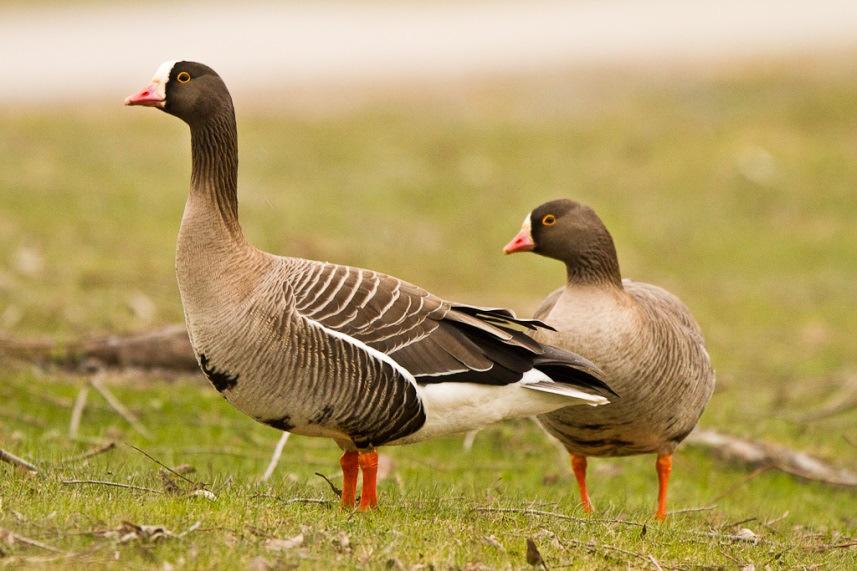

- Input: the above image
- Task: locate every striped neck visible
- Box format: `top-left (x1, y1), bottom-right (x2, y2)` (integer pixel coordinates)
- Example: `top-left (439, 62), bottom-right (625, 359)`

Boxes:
top-left (564, 236), bottom-right (623, 289)
top-left (190, 107), bottom-right (241, 238)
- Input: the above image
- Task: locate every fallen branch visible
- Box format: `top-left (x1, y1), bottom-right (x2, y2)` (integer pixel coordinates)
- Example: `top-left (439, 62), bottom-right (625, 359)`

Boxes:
top-left (90, 374), bottom-right (152, 440)
top-left (262, 432), bottom-right (291, 482)
top-left (685, 428), bottom-right (857, 487)
top-left (0, 325), bottom-right (196, 372)
top-left (0, 527), bottom-right (64, 553)
top-left (61, 479), bottom-right (161, 494)
top-left (0, 448), bottom-right (38, 473)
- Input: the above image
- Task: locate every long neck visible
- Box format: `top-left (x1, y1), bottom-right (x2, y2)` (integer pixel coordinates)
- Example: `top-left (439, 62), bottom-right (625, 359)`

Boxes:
top-left (565, 235), bottom-right (623, 289)
top-left (189, 106), bottom-right (241, 239)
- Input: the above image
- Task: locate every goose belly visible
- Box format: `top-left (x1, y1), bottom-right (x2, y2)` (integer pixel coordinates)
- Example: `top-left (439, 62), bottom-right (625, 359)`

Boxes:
top-left (184, 308), bottom-right (427, 449)
top-left (534, 291), bottom-right (710, 456)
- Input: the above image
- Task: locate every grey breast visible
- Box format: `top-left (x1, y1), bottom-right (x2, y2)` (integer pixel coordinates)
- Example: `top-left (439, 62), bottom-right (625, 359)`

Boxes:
top-left (534, 280), bottom-right (715, 457)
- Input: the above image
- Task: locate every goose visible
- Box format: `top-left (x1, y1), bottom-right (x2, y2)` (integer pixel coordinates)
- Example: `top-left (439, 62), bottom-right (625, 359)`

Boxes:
top-left (125, 61), bottom-right (615, 510)
top-left (503, 199), bottom-right (715, 520)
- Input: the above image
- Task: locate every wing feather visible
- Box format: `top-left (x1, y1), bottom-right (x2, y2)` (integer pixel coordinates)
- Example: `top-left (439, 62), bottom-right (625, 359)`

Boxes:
top-left (286, 259), bottom-right (607, 392)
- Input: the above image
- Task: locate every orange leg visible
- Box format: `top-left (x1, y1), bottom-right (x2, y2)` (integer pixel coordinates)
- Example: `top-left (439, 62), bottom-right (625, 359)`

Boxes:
top-left (570, 454), bottom-right (593, 513)
top-left (655, 453), bottom-right (672, 521)
top-left (339, 450), bottom-right (359, 508)
top-left (357, 450), bottom-right (379, 511)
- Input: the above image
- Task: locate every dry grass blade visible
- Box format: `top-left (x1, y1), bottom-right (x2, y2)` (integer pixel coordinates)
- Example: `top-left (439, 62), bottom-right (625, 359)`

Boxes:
top-left (261, 431), bottom-right (290, 482)
top-left (471, 507), bottom-right (645, 528)
top-left (68, 385), bottom-right (89, 439)
top-left (670, 505), bottom-right (717, 515)
top-left (58, 441), bottom-right (116, 464)
top-left (61, 479), bottom-right (161, 494)
top-left (90, 375), bottom-right (152, 439)
top-left (0, 447), bottom-right (38, 473)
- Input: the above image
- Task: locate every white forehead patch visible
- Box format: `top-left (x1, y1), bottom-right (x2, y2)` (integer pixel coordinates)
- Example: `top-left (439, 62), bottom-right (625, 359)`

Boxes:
top-left (521, 214), bottom-right (532, 235)
top-left (149, 60), bottom-right (178, 101)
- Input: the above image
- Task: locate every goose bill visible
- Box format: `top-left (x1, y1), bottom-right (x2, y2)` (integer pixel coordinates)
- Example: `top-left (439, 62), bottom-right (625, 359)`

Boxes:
top-left (503, 228), bottom-right (535, 254)
top-left (125, 84), bottom-right (165, 107)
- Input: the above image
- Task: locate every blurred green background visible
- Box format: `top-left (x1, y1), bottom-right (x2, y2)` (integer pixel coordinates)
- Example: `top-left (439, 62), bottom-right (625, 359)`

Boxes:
top-left (1, 1), bottom-right (856, 568)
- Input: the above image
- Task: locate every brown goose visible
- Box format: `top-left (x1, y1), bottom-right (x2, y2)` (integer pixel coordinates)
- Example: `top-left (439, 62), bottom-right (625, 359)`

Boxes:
top-left (125, 62), bottom-right (615, 510)
top-left (503, 199), bottom-right (714, 520)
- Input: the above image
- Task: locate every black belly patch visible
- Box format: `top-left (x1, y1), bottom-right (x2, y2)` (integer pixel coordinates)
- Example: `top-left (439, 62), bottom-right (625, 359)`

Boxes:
top-left (573, 423), bottom-right (607, 431)
top-left (310, 405), bottom-right (334, 425)
top-left (569, 437), bottom-right (633, 449)
top-left (668, 426), bottom-right (694, 445)
top-left (198, 353), bottom-right (239, 392)
top-left (264, 415), bottom-right (294, 431)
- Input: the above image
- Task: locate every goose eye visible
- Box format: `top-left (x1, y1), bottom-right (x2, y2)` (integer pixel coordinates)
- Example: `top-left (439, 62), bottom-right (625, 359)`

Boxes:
top-left (542, 214), bottom-right (557, 226)
top-left (177, 71), bottom-right (191, 84)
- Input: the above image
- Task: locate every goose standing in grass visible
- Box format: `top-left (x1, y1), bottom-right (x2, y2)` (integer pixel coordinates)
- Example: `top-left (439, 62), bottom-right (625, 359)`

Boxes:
top-left (503, 199), bottom-right (714, 520)
top-left (125, 61), bottom-right (615, 510)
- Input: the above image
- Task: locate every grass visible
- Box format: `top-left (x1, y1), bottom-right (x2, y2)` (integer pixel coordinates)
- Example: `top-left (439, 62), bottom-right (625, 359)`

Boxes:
top-left (1, 371), bottom-right (855, 569)
top-left (2, 64), bottom-right (857, 568)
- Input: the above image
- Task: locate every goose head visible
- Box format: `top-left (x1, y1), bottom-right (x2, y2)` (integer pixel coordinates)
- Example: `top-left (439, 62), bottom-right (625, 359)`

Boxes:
top-left (125, 60), bottom-right (232, 125)
top-left (503, 199), bottom-right (621, 283)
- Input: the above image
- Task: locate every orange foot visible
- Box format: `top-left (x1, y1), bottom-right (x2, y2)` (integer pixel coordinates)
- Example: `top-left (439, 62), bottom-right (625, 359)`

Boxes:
top-left (339, 450), bottom-right (359, 509)
top-left (571, 454), bottom-right (593, 513)
top-left (357, 450), bottom-right (379, 511)
top-left (655, 453), bottom-right (672, 521)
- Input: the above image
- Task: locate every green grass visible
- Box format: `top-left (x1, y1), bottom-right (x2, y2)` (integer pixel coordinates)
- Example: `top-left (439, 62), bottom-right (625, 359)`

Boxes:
top-left (2, 65), bottom-right (857, 568)
top-left (1, 371), bottom-right (855, 569)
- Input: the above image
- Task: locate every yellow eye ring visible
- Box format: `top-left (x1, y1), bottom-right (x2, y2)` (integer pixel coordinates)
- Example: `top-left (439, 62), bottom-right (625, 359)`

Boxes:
top-left (177, 71), bottom-right (191, 83)
top-left (542, 214), bottom-right (557, 226)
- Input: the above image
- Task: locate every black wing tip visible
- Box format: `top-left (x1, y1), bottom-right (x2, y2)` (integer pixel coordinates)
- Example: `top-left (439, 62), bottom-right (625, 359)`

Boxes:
top-left (532, 347), bottom-right (619, 400)
top-left (452, 304), bottom-right (557, 332)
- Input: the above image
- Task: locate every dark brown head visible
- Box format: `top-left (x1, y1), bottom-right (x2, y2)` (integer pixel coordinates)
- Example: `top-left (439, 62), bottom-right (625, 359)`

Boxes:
top-left (504, 199), bottom-right (622, 286)
top-left (125, 61), bottom-right (233, 126)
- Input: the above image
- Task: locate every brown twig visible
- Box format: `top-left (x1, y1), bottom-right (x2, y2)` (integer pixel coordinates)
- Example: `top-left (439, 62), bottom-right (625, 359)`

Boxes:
top-left (59, 441), bottom-right (116, 464)
top-left (0, 527), bottom-right (65, 553)
top-left (795, 393), bottom-right (857, 422)
top-left (0, 448), bottom-right (38, 472)
top-left (762, 511), bottom-right (790, 528)
top-left (816, 541), bottom-right (857, 550)
top-left (556, 536), bottom-right (679, 570)
top-left (470, 507), bottom-right (645, 528)
top-left (68, 385), bottom-right (89, 439)
top-left (314, 472), bottom-right (343, 498)
top-left (710, 467), bottom-right (770, 503)
top-left (0, 410), bottom-right (47, 428)
top-left (61, 479), bottom-right (161, 494)
top-left (720, 516), bottom-right (757, 529)
top-left (252, 494), bottom-right (333, 505)
top-left (669, 504), bottom-right (717, 515)
top-left (90, 375), bottom-right (152, 439)
top-left (261, 432), bottom-right (291, 482)
top-left (125, 443), bottom-right (200, 487)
